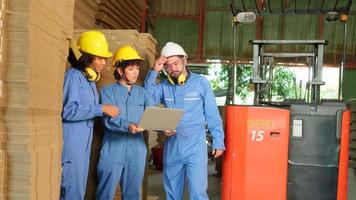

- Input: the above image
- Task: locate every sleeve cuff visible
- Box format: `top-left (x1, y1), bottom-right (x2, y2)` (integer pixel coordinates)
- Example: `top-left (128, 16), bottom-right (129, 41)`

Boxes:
top-left (123, 121), bottom-right (130, 131)
top-left (95, 104), bottom-right (103, 116)
top-left (212, 140), bottom-right (225, 150)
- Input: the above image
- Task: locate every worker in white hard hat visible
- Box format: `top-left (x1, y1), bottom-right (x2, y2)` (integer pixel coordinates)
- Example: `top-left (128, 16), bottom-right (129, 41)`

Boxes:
top-left (61, 30), bottom-right (119, 200)
top-left (144, 42), bottom-right (225, 200)
top-left (96, 45), bottom-right (154, 200)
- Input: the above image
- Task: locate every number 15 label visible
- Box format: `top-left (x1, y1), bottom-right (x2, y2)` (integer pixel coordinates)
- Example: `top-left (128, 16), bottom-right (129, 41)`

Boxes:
top-left (251, 130), bottom-right (265, 142)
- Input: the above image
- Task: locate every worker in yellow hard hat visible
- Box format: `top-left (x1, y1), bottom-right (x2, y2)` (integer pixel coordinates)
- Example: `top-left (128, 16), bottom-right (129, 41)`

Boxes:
top-left (60, 30), bottom-right (119, 200)
top-left (95, 45), bottom-right (154, 200)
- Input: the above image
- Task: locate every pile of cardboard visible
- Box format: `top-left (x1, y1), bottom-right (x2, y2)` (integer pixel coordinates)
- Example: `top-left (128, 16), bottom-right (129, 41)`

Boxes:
top-left (137, 33), bottom-right (158, 68)
top-left (2, 0), bottom-right (74, 199)
top-left (1, 1), bottom-right (7, 198)
top-left (0, 150), bottom-right (4, 199)
top-left (73, 0), bottom-right (147, 30)
top-left (74, 0), bottom-right (99, 29)
top-left (96, 0), bottom-right (145, 30)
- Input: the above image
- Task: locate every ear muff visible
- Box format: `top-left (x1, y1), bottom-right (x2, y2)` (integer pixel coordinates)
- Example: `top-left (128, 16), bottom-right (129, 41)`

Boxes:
top-left (167, 74), bottom-right (186, 85)
top-left (162, 68), bottom-right (186, 85)
top-left (83, 67), bottom-right (100, 82)
top-left (177, 74), bottom-right (186, 85)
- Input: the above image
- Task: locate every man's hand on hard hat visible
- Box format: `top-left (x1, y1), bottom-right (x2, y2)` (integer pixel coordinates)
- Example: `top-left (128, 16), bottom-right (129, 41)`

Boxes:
top-left (153, 57), bottom-right (168, 72)
top-left (164, 130), bottom-right (176, 137)
top-left (103, 104), bottom-right (119, 117)
top-left (211, 149), bottom-right (224, 158)
top-left (128, 123), bottom-right (144, 134)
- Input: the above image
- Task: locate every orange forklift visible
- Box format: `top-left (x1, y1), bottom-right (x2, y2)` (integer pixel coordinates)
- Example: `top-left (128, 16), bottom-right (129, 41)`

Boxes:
top-left (221, 40), bottom-right (350, 200)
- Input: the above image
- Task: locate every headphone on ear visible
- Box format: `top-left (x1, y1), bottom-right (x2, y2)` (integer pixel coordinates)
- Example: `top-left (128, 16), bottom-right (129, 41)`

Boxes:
top-left (176, 74), bottom-right (186, 85)
top-left (83, 67), bottom-right (100, 82)
top-left (162, 69), bottom-right (187, 85)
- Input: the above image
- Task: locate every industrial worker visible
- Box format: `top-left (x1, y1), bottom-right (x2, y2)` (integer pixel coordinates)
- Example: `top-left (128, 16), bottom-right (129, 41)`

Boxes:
top-left (144, 42), bottom-right (225, 199)
top-left (60, 30), bottom-right (119, 200)
top-left (96, 45), bottom-right (154, 200)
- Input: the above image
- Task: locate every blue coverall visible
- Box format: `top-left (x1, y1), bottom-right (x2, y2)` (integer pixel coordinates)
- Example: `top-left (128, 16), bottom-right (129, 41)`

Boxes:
top-left (144, 70), bottom-right (225, 200)
top-left (60, 68), bottom-right (103, 200)
top-left (96, 83), bottom-right (153, 200)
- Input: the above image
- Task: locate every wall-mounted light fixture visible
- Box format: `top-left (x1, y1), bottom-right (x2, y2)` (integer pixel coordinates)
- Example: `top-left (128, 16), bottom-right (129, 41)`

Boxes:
top-left (236, 12), bottom-right (256, 23)
top-left (326, 11), bottom-right (339, 22)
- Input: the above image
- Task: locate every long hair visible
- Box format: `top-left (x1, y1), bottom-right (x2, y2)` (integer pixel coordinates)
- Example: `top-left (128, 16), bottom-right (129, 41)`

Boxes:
top-left (67, 48), bottom-right (79, 67)
top-left (113, 60), bottom-right (142, 80)
top-left (73, 53), bottom-right (95, 71)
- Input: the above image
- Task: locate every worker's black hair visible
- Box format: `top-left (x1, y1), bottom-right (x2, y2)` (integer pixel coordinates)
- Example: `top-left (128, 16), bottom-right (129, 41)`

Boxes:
top-left (67, 48), bottom-right (79, 67)
top-left (113, 59), bottom-right (142, 80)
top-left (73, 52), bottom-right (95, 71)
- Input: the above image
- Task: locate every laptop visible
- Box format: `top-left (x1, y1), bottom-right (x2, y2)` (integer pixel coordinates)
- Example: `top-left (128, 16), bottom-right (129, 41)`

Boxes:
top-left (139, 107), bottom-right (184, 131)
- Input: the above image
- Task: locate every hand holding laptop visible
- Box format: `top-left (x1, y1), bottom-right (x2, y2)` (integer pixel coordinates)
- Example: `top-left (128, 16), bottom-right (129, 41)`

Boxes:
top-left (163, 130), bottom-right (176, 137)
top-left (128, 124), bottom-right (144, 134)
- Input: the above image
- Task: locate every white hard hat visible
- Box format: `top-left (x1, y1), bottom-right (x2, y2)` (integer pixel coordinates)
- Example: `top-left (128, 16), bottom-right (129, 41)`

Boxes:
top-left (160, 42), bottom-right (188, 58)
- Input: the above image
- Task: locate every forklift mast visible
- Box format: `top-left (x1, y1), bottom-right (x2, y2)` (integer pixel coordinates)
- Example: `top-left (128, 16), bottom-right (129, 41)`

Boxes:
top-left (250, 40), bottom-right (327, 105)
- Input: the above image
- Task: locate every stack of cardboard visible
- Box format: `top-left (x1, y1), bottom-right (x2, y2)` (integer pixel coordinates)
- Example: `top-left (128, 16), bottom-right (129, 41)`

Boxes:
top-left (96, 0), bottom-right (145, 30)
top-left (0, 0), bottom-right (7, 198)
top-left (74, 0), bottom-right (99, 29)
top-left (3, 0), bottom-right (74, 199)
top-left (136, 33), bottom-right (158, 84)
top-left (64, 0), bottom-right (75, 39)
top-left (72, 29), bottom-right (157, 200)
top-left (0, 150), bottom-right (5, 199)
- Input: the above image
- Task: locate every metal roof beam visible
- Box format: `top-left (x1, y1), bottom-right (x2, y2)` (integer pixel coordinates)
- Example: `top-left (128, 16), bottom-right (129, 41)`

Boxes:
top-left (281, 0), bottom-right (284, 13)
top-left (345, 0), bottom-right (352, 13)
top-left (267, 0), bottom-right (272, 13)
top-left (241, 0), bottom-right (247, 12)
top-left (255, 0), bottom-right (261, 13)
top-left (334, 0), bottom-right (340, 10)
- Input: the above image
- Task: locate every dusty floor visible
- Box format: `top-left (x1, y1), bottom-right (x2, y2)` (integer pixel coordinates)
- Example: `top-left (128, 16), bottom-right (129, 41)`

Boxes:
top-left (147, 159), bottom-right (221, 200)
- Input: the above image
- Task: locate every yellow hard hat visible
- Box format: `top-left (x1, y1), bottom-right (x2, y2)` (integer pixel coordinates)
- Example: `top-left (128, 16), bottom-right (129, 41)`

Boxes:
top-left (77, 30), bottom-right (113, 58)
top-left (113, 45), bottom-right (143, 66)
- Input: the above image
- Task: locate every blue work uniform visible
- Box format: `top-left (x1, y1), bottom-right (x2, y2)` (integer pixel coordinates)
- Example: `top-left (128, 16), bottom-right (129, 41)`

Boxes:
top-left (60, 68), bottom-right (103, 200)
top-left (96, 83), bottom-right (153, 200)
top-left (144, 70), bottom-right (225, 200)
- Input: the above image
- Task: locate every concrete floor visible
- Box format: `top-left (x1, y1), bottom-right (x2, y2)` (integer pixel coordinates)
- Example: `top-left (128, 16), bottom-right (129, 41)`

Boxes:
top-left (147, 159), bottom-right (221, 200)
top-left (147, 161), bottom-right (356, 200)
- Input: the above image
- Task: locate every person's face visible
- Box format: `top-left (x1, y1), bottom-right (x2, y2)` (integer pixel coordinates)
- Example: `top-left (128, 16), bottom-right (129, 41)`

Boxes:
top-left (164, 56), bottom-right (185, 78)
top-left (91, 56), bottom-right (107, 73)
top-left (119, 64), bottom-right (140, 84)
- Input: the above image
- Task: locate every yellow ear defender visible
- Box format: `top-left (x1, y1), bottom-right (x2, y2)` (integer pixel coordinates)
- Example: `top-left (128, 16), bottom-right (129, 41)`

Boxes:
top-left (83, 67), bottom-right (100, 82)
top-left (162, 68), bottom-right (186, 85)
top-left (177, 74), bottom-right (186, 85)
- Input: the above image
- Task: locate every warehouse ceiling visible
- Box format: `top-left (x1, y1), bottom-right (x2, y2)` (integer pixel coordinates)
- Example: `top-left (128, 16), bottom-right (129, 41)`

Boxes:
top-left (230, 0), bottom-right (352, 15)
top-left (146, 0), bottom-right (356, 67)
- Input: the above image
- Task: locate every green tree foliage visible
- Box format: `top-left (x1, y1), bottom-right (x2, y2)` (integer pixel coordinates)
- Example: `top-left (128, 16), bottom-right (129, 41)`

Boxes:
top-left (272, 67), bottom-right (299, 100)
top-left (210, 64), bottom-right (299, 103)
top-left (211, 64), bottom-right (253, 101)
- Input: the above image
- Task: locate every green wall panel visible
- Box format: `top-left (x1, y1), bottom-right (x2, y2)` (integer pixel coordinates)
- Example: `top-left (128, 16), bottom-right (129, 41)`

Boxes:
top-left (343, 68), bottom-right (356, 100)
